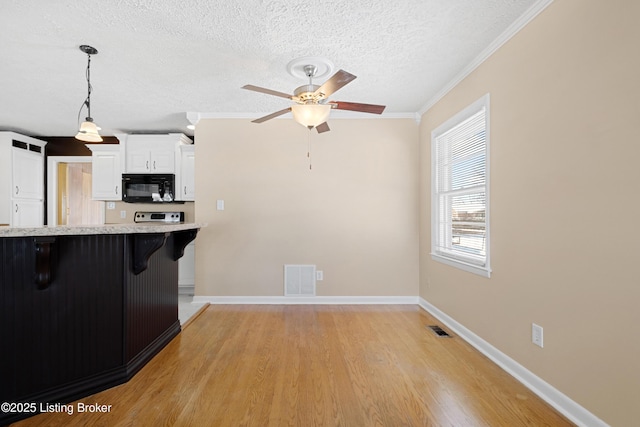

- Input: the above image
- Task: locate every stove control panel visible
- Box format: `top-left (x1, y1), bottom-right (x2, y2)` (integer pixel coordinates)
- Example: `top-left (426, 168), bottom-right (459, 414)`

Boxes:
top-left (134, 211), bottom-right (185, 223)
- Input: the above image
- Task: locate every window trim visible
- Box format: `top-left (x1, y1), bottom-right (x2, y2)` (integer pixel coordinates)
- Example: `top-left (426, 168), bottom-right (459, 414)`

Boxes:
top-left (431, 94), bottom-right (491, 278)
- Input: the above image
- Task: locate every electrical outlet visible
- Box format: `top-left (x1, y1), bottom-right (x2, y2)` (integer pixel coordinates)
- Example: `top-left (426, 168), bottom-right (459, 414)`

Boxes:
top-left (316, 270), bottom-right (323, 281)
top-left (106, 202), bottom-right (116, 210)
top-left (532, 323), bottom-right (544, 348)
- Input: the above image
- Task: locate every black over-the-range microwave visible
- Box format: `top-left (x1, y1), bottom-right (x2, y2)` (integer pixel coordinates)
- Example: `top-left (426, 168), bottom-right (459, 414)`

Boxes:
top-left (122, 174), bottom-right (182, 203)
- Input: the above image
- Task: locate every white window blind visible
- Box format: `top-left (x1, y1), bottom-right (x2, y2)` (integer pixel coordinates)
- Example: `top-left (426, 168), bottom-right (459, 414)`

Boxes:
top-left (431, 94), bottom-right (490, 277)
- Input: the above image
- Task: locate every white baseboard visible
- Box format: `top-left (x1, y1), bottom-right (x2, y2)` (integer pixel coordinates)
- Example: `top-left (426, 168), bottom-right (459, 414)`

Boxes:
top-left (418, 298), bottom-right (608, 427)
top-left (192, 295), bottom-right (419, 305)
top-left (188, 294), bottom-right (606, 426)
top-left (178, 285), bottom-right (195, 295)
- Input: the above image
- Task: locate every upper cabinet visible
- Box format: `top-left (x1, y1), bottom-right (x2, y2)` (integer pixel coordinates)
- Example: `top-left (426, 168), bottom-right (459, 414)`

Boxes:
top-left (125, 139), bottom-right (174, 173)
top-left (120, 134), bottom-right (192, 174)
top-left (0, 132), bottom-right (47, 226)
top-left (87, 133), bottom-right (194, 202)
top-left (86, 144), bottom-right (121, 200)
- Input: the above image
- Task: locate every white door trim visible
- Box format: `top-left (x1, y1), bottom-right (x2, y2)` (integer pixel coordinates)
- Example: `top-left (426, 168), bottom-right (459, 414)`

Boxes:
top-left (47, 156), bottom-right (104, 226)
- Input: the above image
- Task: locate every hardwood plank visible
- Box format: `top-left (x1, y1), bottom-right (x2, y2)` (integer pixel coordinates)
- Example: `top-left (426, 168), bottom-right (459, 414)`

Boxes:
top-left (12, 305), bottom-right (574, 426)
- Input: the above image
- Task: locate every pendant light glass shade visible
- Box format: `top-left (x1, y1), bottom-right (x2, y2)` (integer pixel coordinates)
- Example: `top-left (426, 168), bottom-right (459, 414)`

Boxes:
top-left (75, 119), bottom-right (103, 142)
top-left (291, 104), bottom-right (331, 128)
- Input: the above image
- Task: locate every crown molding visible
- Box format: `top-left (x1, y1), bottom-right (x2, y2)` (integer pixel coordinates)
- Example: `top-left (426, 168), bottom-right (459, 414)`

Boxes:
top-left (187, 1), bottom-right (554, 128)
top-left (417, 0), bottom-right (555, 117)
top-left (188, 111), bottom-right (416, 121)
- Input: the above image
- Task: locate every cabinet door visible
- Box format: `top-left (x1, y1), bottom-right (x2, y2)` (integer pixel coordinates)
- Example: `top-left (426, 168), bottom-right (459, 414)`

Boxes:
top-left (12, 149), bottom-right (44, 200)
top-left (12, 199), bottom-right (44, 227)
top-left (151, 149), bottom-right (171, 173)
top-left (124, 135), bottom-right (176, 173)
top-left (150, 149), bottom-right (175, 173)
top-left (179, 150), bottom-right (195, 201)
top-left (126, 146), bottom-right (151, 173)
top-left (92, 151), bottom-right (122, 200)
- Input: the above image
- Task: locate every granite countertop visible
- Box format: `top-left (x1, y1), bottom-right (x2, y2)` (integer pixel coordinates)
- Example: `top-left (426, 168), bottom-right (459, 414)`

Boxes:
top-left (0, 222), bottom-right (206, 237)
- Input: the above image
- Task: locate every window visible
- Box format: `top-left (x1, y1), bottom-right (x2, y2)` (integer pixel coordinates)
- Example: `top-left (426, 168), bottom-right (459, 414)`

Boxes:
top-left (431, 94), bottom-right (490, 277)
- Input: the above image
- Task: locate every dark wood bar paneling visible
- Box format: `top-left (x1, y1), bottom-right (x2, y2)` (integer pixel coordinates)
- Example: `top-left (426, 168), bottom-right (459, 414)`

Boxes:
top-left (0, 231), bottom-right (182, 425)
top-left (124, 232), bottom-right (180, 370)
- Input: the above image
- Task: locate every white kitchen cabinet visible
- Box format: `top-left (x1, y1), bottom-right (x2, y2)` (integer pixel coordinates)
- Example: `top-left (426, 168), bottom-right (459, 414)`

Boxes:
top-left (126, 142), bottom-right (174, 173)
top-left (121, 134), bottom-right (191, 174)
top-left (12, 149), bottom-right (44, 200)
top-left (86, 144), bottom-right (122, 200)
top-left (177, 145), bottom-right (195, 201)
top-left (0, 132), bottom-right (47, 226)
top-left (12, 199), bottom-right (44, 227)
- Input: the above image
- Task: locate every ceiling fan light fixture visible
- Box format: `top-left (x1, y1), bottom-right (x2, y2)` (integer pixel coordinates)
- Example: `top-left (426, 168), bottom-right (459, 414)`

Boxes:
top-left (75, 118), bottom-right (103, 142)
top-left (243, 64), bottom-right (384, 131)
top-left (291, 104), bottom-right (331, 128)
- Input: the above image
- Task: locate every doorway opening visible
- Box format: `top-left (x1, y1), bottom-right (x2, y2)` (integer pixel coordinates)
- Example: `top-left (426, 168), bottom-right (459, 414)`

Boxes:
top-left (47, 156), bottom-right (105, 226)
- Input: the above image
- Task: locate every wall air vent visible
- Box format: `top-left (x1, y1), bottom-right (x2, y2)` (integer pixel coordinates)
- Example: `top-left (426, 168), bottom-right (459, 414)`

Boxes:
top-left (284, 265), bottom-right (316, 297)
top-left (427, 325), bottom-right (452, 337)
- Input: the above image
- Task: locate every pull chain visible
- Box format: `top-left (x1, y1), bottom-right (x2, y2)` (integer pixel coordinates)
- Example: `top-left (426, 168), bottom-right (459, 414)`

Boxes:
top-left (307, 126), bottom-right (312, 170)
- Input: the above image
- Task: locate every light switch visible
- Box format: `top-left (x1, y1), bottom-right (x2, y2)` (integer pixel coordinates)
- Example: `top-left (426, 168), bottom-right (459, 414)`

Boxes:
top-left (107, 202), bottom-right (116, 210)
top-left (216, 200), bottom-right (225, 211)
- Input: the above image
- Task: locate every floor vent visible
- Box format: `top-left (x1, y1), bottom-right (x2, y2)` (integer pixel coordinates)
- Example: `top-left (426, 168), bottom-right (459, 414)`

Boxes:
top-left (428, 325), bottom-right (452, 337)
top-left (284, 264), bottom-right (316, 297)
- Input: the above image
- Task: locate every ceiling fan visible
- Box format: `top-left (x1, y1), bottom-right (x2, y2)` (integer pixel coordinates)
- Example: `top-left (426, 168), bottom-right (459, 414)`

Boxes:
top-left (242, 64), bottom-right (386, 133)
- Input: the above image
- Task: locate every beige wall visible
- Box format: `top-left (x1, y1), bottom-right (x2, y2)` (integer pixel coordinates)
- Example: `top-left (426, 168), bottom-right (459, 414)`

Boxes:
top-left (195, 118), bottom-right (419, 297)
top-left (419, 1), bottom-right (640, 425)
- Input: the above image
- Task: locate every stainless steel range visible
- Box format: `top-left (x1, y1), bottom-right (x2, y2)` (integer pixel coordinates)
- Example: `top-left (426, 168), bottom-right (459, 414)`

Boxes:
top-left (134, 211), bottom-right (185, 223)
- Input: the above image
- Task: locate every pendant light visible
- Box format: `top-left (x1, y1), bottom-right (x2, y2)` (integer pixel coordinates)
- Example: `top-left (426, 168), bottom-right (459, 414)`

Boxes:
top-left (75, 45), bottom-right (102, 142)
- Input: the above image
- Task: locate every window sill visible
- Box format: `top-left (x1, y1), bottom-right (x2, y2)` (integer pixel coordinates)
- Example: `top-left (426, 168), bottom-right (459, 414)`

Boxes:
top-left (430, 253), bottom-right (491, 278)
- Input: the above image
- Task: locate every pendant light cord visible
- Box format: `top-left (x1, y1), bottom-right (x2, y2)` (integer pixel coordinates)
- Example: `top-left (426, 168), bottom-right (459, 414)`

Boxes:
top-left (85, 53), bottom-right (92, 118)
top-left (76, 52), bottom-right (93, 126)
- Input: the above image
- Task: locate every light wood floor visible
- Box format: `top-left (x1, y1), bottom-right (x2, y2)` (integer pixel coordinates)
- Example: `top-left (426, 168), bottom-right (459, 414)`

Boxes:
top-left (13, 305), bottom-right (573, 426)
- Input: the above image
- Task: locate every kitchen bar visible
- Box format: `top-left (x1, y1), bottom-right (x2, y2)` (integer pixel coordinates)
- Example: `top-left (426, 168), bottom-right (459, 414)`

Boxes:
top-left (0, 222), bottom-right (204, 425)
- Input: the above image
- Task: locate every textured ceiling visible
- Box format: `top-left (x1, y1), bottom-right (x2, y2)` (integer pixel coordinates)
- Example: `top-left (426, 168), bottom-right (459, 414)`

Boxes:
top-left (0, 0), bottom-right (544, 138)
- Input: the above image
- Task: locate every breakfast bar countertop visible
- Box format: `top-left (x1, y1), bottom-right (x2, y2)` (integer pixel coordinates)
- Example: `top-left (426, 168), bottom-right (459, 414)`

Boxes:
top-left (0, 222), bottom-right (206, 237)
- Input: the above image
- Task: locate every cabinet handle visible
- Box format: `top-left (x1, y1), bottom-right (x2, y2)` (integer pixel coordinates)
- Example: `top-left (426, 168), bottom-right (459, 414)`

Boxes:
top-left (115, 185), bottom-right (119, 195)
top-left (146, 160), bottom-right (149, 170)
top-left (153, 161), bottom-right (156, 170)
top-left (184, 186), bottom-right (187, 195)
top-left (16, 186), bottom-right (19, 195)
top-left (15, 204), bottom-right (19, 212)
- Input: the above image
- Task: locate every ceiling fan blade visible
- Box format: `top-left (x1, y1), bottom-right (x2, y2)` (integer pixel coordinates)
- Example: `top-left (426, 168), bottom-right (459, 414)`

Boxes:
top-left (242, 84), bottom-right (293, 100)
top-left (252, 107), bottom-right (292, 123)
top-left (313, 70), bottom-right (356, 98)
top-left (315, 122), bottom-right (330, 133)
top-left (332, 101), bottom-right (386, 115)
